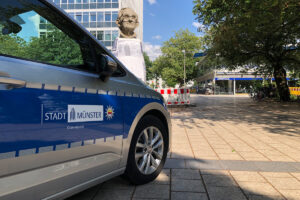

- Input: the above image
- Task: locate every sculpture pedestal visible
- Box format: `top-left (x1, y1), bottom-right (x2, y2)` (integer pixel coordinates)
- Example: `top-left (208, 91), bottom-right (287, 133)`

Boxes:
top-left (112, 38), bottom-right (146, 82)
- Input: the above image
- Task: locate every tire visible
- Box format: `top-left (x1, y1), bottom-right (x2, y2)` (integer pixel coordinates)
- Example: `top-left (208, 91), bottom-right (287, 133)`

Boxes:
top-left (124, 115), bottom-right (168, 185)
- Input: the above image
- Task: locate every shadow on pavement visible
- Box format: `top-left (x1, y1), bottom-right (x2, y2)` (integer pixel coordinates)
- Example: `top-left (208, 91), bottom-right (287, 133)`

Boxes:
top-left (170, 95), bottom-right (300, 137)
top-left (67, 153), bottom-right (288, 200)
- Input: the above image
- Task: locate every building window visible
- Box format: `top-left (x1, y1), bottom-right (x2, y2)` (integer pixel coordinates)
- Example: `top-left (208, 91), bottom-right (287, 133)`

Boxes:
top-left (112, 30), bottom-right (118, 41)
top-left (90, 12), bottom-right (96, 22)
top-left (56, 0), bottom-right (120, 49)
top-left (83, 12), bottom-right (89, 22)
top-left (75, 14), bottom-right (82, 22)
top-left (112, 3), bottom-right (118, 8)
top-left (112, 11), bottom-right (118, 21)
top-left (69, 12), bottom-right (75, 19)
top-left (97, 12), bottom-right (104, 22)
top-left (105, 31), bottom-right (111, 41)
top-left (40, 17), bottom-right (47, 23)
top-left (97, 31), bottom-right (104, 40)
top-left (40, 32), bottom-right (46, 37)
top-left (105, 12), bottom-right (111, 21)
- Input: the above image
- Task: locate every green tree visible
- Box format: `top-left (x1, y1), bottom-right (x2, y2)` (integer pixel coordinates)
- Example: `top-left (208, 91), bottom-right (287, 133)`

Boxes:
top-left (193, 0), bottom-right (300, 101)
top-left (0, 26), bottom-right (82, 66)
top-left (153, 29), bottom-right (203, 87)
top-left (0, 34), bottom-right (27, 58)
top-left (26, 27), bottom-right (83, 65)
top-left (143, 52), bottom-right (154, 81)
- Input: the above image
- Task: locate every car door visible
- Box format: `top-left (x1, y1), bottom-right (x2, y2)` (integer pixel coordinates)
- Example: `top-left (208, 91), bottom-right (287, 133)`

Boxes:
top-left (0, 0), bottom-right (124, 178)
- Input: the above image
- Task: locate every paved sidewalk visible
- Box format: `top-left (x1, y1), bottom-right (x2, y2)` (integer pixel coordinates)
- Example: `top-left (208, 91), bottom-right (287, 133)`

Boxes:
top-left (68, 95), bottom-right (300, 200)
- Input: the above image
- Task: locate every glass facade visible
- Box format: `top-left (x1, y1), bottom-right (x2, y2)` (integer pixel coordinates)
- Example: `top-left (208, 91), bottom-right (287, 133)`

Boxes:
top-left (49, 0), bottom-right (120, 50)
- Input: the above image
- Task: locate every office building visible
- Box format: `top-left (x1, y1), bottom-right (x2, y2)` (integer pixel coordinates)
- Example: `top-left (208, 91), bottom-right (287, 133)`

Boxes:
top-left (43, 0), bottom-right (143, 50)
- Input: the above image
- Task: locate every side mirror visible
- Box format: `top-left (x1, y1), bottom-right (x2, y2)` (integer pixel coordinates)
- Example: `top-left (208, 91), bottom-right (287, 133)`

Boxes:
top-left (99, 55), bottom-right (118, 82)
top-left (2, 21), bottom-right (22, 35)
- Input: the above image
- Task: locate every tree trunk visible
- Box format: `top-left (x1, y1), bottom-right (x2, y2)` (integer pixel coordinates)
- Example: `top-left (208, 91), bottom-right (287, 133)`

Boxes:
top-left (273, 64), bottom-right (290, 101)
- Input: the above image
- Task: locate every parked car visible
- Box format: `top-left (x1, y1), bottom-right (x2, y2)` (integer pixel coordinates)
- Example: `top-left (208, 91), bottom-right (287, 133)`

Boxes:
top-left (0, 0), bottom-right (171, 199)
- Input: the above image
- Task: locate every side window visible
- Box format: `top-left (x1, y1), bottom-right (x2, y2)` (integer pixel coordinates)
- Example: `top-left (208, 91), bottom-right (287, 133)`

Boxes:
top-left (0, 10), bottom-right (86, 67)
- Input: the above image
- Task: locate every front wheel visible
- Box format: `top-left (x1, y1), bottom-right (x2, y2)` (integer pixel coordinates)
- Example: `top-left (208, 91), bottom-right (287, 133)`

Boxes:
top-left (124, 115), bottom-right (168, 185)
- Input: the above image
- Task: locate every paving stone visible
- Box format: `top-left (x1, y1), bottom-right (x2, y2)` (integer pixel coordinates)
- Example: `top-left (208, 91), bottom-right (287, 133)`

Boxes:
top-left (171, 153), bottom-right (194, 159)
top-left (217, 153), bottom-right (244, 160)
top-left (93, 189), bottom-right (133, 200)
top-left (244, 157), bottom-right (270, 161)
top-left (220, 160), bottom-right (259, 171)
top-left (195, 155), bottom-right (220, 160)
top-left (133, 184), bottom-right (169, 199)
top-left (186, 159), bottom-right (224, 170)
top-left (152, 169), bottom-right (170, 185)
top-left (66, 185), bottom-right (101, 200)
top-left (214, 148), bottom-right (237, 154)
top-left (260, 172), bottom-right (293, 178)
top-left (247, 195), bottom-right (285, 200)
top-left (193, 150), bottom-right (217, 157)
top-left (171, 192), bottom-right (208, 200)
top-left (239, 152), bottom-right (265, 158)
top-left (264, 177), bottom-right (300, 190)
top-left (171, 179), bottom-right (205, 193)
top-left (207, 186), bottom-right (247, 200)
top-left (101, 177), bottom-right (134, 190)
top-left (278, 189), bottom-right (300, 200)
top-left (258, 150), bottom-right (284, 156)
top-left (288, 162), bottom-right (300, 171)
top-left (164, 158), bottom-right (186, 169)
top-left (132, 198), bottom-right (169, 200)
top-left (203, 174), bottom-right (237, 187)
top-left (290, 172), bottom-right (300, 181)
top-left (172, 169), bottom-right (201, 180)
top-left (238, 182), bottom-right (280, 196)
top-left (230, 171), bottom-right (266, 182)
top-left (201, 170), bottom-right (230, 176)
top-left (266, 155), bottom-right (295, 162)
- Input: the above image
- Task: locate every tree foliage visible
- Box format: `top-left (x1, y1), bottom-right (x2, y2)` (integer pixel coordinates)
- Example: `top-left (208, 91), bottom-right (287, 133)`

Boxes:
top-left (193, 0), bottom-right (300, 101)
top-left (152, 29), bottom-right (203, 87)
top-left (0, 34), bottom-right (27, 58)
top-left (143, 52), bottom-right (155, 81)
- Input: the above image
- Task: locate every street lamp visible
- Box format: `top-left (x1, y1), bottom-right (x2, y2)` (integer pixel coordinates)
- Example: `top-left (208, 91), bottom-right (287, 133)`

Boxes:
top-left (182, 50), bottom-right (186, 87)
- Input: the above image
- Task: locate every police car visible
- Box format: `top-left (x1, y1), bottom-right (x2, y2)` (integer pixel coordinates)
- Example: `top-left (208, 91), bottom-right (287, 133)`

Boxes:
top-left (0, 0), bottom-right (171, 199)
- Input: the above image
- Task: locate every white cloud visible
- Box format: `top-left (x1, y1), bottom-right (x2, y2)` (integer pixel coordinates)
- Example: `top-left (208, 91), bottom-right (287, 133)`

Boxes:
top-left (148, 0), bottom-right (157, 5)
top-left (143, 42), bottom-right (162, 61)
top-left (152, 35), bottom-right (162, 40)
top-left (192, 22), bottom-right (205, 31)
top-left (149, 13), bottom-right (156, 17)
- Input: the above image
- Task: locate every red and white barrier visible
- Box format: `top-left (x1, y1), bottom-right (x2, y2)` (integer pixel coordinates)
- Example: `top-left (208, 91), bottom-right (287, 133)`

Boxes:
top-left (155, 88), bottom-right (190, 105)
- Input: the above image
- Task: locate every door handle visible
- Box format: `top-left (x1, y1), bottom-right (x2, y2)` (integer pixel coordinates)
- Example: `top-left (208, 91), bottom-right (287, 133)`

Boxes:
top-left (0, 77), bottom-right (26, 89)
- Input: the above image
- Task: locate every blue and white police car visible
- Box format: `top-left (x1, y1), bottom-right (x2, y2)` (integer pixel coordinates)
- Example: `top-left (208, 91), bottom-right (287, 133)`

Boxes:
top-left (0, 0), bottom-right (171, 199)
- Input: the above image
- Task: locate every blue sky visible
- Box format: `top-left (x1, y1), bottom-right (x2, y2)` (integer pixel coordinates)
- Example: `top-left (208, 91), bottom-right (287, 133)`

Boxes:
top-left (143, 0), bottom-right (202, 60)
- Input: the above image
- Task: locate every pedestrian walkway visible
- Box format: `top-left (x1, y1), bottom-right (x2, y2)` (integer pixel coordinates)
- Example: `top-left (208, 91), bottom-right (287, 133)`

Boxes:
top-left (68, 95), bottom-right (300, 200)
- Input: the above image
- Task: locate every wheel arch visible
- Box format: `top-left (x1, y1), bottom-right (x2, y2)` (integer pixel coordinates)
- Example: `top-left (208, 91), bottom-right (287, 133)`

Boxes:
top-left (119, 102), bottom-right (172, 167)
